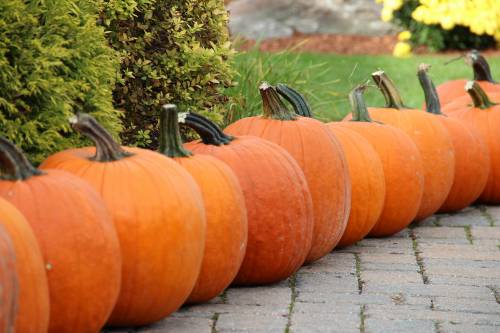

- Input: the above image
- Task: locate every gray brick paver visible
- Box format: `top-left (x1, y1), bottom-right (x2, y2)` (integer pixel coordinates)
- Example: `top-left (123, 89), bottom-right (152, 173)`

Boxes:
top-left (115, 206), bottom-right (500, 332)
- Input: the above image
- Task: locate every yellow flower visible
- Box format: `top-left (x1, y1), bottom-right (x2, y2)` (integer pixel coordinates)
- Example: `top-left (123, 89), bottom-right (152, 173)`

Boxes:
top-left (381, 7), bottom-right (394, 22)
top-left (393, 41), bottom-right (412, 58)
top-left (398, 30), bottom-right (412, 41)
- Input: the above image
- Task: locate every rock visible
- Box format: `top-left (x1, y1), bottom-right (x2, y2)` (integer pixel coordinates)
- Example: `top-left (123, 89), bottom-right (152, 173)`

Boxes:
top-left (227, 0), bottom-right (395, 40)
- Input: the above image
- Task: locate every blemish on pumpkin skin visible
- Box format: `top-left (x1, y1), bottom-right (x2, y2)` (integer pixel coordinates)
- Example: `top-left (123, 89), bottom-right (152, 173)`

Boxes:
top-left (45, 263), bottom-right (53, 271)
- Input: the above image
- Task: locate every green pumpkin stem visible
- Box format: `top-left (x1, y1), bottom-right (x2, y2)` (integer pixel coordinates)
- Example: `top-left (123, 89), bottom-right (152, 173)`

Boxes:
top-left (465, 81), bottom-right (498, 109)
top-left (70, 113), bottom-right (132, 162)
top-left (159, 104), bottom-right (192, 158)
top-left (418, 64), bottom-right (442, 115)
top-left (349, 84), bottom-right (374, 122)
top-left (467, 50), bottom-right (496, 83)
top-left (183, 113), bottom-right (233, 146)
top-left (372, 70), bottom-right (407, 109)
top-left (0, 137), bottom-right (43, 180)
top-left (276, 83), bottom-right (313, 118)
top-left (260, 82), bottom-right (297, 121)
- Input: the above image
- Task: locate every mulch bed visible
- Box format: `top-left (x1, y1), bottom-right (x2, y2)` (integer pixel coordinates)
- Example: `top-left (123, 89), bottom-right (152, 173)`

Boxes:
top-left (234, 32), bottom-right (500, 55)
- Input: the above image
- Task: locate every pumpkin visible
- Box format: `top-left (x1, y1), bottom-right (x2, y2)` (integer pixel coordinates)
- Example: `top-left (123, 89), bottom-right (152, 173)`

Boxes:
top-left (0, 224), bottom-right (17, 333)
top-left (349, 71), bottom-right (455, 221)
top-left (339, 85), bottom-right (424, 236)
top-left (436, 51), bottom-right (500, 106)
top-left (183, 113), bottom-right (314, 285)
top-left (0, 137), bottom-right (121, 333)
top-left (0, 199), bottom-right (49, 333)
top-left (419, 64), bottom-right (490, 212)
top-left (41, 114), bottom-right (206, 326)
top-left (276, 83), bottom-right (385, 246)
top-left (225, 83), bottom-right (351, 263)
top-left (159, 105), bottom-right (247, 303)
top-left (441, 81), bottom-right (500, 203)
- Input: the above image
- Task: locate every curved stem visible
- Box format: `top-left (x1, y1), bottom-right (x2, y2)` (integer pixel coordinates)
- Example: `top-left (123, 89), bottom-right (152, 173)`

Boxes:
top-left (418, 64), bottom-right (442, 115)
top-left (183, 113), bottom-right (230, 146)
top-left (276, 83), bottom-right (313, 118)
top-left (465, 81), bottom-right (498, 110)
top-left (467, 50), bottom-right (496, 83)
top-left (70, 113), bottom-right (132, 162)
top-left (371, 70), bottom-right (407, 109)
top-left (0, 137), bottom-right (43, 180)
top-left (260, 82), bottom-right (297, 121)
top-left (349, 84), bottom-right (374, 122)
top-left (159, 104), bottom-right (192, 158)
top-left (187, 113), bottom-right (233, 144)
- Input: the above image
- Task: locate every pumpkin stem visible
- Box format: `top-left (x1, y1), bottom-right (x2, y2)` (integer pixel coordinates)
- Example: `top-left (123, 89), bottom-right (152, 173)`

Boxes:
top-left (260, 82), bottom-right (297, 121)
top-left (187, 113), bottom-right (233, 144)
top-left (467, 50), bottom-right (496, 83)
top-left (349, 84), bottom-right (374, 122)
top-left (371, 70), bottom-right (407, 109)
top-left (417, 64), bottom-right (442, 115)
top-left (465, 81), bottom-right (498, 110)
top-left (183, 113), bottom-right (233, 146)
top-left (159, 104), bottom-right (192, 158)
top-left (276, 83), bottom-right (313, 118)
top-left (0, 137), bottom-right (43, 180)
top-left (70, 113), bottom-right (132, 162)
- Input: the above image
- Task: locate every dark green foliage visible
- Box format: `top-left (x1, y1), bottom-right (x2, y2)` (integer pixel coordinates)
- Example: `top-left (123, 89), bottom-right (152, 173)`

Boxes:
top-left (100, 0), bottom-right (235, 147)
top-left (393, 1), bottom-right (496, 51)
top-left (0, 0), bottom-right (122, 164)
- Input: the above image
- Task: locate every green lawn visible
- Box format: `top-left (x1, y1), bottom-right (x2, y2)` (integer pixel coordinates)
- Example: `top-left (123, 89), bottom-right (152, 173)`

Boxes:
top-left (225, 51), bottom-right (500, 123)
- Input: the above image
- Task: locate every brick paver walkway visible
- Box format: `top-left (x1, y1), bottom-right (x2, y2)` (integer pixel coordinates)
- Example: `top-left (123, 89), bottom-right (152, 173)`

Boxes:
top-left (105, 206), bottom-right (500, 333)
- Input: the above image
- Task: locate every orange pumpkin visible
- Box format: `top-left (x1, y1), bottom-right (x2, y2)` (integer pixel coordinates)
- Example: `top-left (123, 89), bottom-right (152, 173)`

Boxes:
top-left (339, 85), bottom-right (424, 236)
top-left (0, 138), bottom-right (121, 333)
top-left (349, 71), bottom-right (454, 221)
top-left (159, 105), bottom-right (247, 303)
top-left (419, 64), bottom-right (489, 212)
top-left (225, 83), bottom-right (350, 263)
top-left (0, 199), bottom-right (49, 333)
top-left (436, 51), bottom-right (500, 106)
top-left (442, 82), bottom-right (500, 203)
top-left (41, 114), bottom-right (206, 326)
top-left (275, 83), bottom-right (384, 246)
top-left (184, 113), bottom-right (314, 285)
top-left (0, 224), bottom-right (17, 333)
top-left (326, 126), bottom-right (385, 246)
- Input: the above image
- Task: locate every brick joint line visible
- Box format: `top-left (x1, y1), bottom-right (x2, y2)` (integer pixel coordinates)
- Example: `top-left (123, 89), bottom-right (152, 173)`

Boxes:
top-left (479, 206), bottom-right (496, 227)
top-left (354, 253), bottom-right (364, 294)
top-left (410, 229), bottom-right (430, 284)
top-left (211, 313), bottom-right (220, 333)
top-left (284, 273), bottom-right (297, 333)
top-left (359, 304), bottom-right (366, 333)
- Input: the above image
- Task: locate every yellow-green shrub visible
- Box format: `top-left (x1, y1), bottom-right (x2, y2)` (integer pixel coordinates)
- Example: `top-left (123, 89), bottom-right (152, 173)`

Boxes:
top-left (99, 0), bottom-right (236, 147)
top-left (0, 0), bottom-right (122, 164)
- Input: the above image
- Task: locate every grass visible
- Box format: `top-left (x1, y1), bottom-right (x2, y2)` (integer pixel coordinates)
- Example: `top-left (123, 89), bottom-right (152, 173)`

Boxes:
top-left (224, 50), bottom-right (500, 123)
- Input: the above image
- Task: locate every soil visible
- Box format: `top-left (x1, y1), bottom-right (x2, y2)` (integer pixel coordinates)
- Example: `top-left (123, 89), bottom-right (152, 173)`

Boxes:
top-left (234, 32), bottom-right (500, 55)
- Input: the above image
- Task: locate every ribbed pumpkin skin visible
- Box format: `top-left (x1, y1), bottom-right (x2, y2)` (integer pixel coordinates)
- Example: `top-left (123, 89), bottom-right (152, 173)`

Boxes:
top-left (0, 224), bottom-right (17, 333)
top-left (360, 108), bottom-right (454, 221)
top-left (435, 117), bottom-right (490, 212)
top-left (0, 199), bottom-right (49, 333)
top-left (42, 148), bottom-right (206, 326)
top-left (225, 117), bottom-right (350, 263)
top-left (326, 125), bottom-right (385, 247)
top-left (0, 170), bottom-right (122, 333)
top-left (442, 103), bottom-right (500, 203)
top-left (176, 154), bottom-right (248, 303)
top-left (437, 80), bottom-right (500, 106)
top-left (336, 122), bottom-right (424, 236)
top-left (185, 136), bottom-right (314, 285)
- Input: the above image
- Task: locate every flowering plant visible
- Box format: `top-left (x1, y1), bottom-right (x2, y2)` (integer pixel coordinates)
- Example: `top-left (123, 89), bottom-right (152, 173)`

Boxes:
top-left (377, 0), bottom-right (499, 54)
